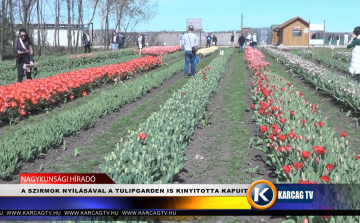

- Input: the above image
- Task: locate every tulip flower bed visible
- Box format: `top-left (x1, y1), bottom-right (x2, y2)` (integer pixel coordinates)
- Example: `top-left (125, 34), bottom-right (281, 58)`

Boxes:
top-left (0, 56), bottom-right (162, 121)
top-left (0, 57), bottom-right (187, 179)
top-left (0, 49), bottom-right (136, 85)
top-left (296, 49), bottom-right (348, 74)
top-left (101, 50), bottom-right (233, 184)
top-left (262, 47), bottom-right (360, 113)
top-left (197, 46), bottom-right (219, 58)
top-left (136, 46), bottom-right (181, 56)
top-left (334, 51), bottom-right (351, 63)
top-left (246, 47), bottom-right (360, 222)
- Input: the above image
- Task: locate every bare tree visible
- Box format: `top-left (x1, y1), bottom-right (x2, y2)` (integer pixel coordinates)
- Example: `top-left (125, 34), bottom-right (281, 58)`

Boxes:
top-left (8, 0), bottom-right (14, 53)
top-left (0, 0), bottom-right (6, 61)
top-left (75, 0), bottom-right (82, 53)
top-left (21, 0), bottom-right (36, 30)
top-left (121, 0), bottom-right (157, 34)
top-left (66, 0), bottom-right (71, 54)
top-left (36, 0), bottom-right (41, 56)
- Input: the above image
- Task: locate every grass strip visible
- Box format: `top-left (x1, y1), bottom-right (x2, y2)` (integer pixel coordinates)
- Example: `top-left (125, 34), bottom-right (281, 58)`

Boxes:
top-left (101, 49), bottom-right (233, 184)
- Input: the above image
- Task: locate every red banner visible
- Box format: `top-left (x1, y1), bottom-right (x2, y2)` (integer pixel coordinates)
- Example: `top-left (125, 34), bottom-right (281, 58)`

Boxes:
top-left (19, 173), bottom-right (115, 184)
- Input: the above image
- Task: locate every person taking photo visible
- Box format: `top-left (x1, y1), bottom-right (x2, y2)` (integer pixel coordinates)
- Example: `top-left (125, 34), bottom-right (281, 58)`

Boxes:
top-left (14, 28), bottom-right (34, 82)
top-left (347, 26), bottom-right (360, 82)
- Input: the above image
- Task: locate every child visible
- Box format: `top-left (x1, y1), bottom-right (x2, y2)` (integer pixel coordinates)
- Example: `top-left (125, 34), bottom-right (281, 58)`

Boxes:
top-left (347, 27), bottom-right (360, 82)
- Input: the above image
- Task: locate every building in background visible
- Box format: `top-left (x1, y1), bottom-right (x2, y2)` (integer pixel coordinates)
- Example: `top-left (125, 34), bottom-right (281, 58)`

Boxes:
top-left (272, 16), bottom-right (309, 46)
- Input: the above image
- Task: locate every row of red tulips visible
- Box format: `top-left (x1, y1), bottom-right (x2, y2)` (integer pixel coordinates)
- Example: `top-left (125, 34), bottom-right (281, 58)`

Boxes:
top-left (245, 47), bottom-right (360, 222)
top-left (136, 46), bottom-right (181, 56)
top-left (0, 56), bottom-right (162, 120)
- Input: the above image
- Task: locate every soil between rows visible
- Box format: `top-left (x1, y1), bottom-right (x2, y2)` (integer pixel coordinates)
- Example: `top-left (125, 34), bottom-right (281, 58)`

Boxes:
top-left (175, 50), bottom-right (284, 223)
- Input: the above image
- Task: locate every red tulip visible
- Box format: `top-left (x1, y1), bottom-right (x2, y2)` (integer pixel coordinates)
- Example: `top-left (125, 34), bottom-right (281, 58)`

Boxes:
top-left (340, 131), bottom-right (347, 137)
top-left (271, 106), bottom-right (277, 111)
top-left (316, 157), bottom-right (320, 164)
top-left (279, 118), bottom-right (286, 124)
top-left (313, 146), bottom-right (327, 155)
top-left (260, 125), bottom-right (268, 133)
top-left (320, 176), bottom-right (330, 183)
top-left (69, 94), bottom-right (74, 99)
top-left (251, 104), bottom-right (255, 110)
top-left (271, 124), bottom-right (278, 129)
top-left (301, 119), bottom-right (306, 125)
top-left (82, 91), bottom-right (87, 96)
top-left (326, 164), bottom-right (333, 171)
top-left (258, 110), bottom-right (264, 115)
top-left (318, 122), bottom-right (325, 128)
top-left (203, 76), bottom-right (207, 80)
top-left (266, 111), bottom-right (271, 116)
top-left (279, 146), bottom-right (286, 152)
top-left (283, 165), bottom-right (292, 175)
top-left (356, 155), bottom-right (360, 160)
top-left (137, 132), bottom-right (147, 140)
top-left (182, 91), bottom-right (186, 95)
top-left (290, 110), bottom-right (295, 116)
top-left (293, 162), bottom-right (303, 170)
top-left (285, 145), bottom-right (291, 152)
top-left (314, 122), bottom-right (318, 127)
top-left (281, 87), bottom-right (285, 91)
top-left (278, 134), bottom-right (286, 141)
top-left (288, 132), bottom-right (296, 139)
top-left (299, 92), bottom-right (304, 97)
top-left (296, 135), bottom-right (302, 141)
top-left (302, 151), bottom-right (311, 160)
top-left (269, 134), bottom-right (276, 141)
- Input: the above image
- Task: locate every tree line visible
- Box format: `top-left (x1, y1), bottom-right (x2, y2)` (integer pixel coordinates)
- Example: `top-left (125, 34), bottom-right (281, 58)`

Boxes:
top-left (0, 0), bottom-right (158, 61)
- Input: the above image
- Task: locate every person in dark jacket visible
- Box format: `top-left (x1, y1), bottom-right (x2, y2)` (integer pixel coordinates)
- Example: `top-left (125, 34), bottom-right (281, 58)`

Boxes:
top-left (238, 34), bottom-right (246, 52)
top-left (141, 34), bottom-right (146, 48)
top-left (206, 34), bottom-right (212, 47)
top-left (15, 28), bottom-right (34, 82)
top-left (212, 35), bottom-right (217, 46)
top-left (117, 30), bottom-right (124, 49)
top-left (82, 29), bottom-right (91, 53)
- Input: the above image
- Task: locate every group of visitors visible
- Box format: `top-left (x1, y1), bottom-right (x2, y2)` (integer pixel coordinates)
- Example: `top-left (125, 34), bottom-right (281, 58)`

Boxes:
top-left (205, 34), bottom-right (218, 47)
top-left (237, 32), bottom-right (257, 52)
top-left (110, 30), bottom-right (125, 51)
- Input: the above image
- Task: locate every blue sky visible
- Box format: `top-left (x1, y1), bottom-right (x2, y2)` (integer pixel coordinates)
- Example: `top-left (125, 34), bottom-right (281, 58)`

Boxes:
top-left (130, 0), bottom-right (357, 33)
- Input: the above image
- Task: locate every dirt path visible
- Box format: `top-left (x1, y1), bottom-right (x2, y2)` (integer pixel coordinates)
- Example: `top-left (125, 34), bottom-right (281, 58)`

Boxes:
top-left (175, 50), bottom-right (285, 223)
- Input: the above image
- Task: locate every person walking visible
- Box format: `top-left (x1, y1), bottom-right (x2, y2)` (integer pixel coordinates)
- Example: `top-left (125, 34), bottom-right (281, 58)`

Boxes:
top-left (117, 30), bottom-right (124, 49)
top-left (344, 32), bottom-right (349, 47)
top-left (111, 31), bottom-right (118, 51)
top-left (181, 25), bottom-right (198, 78)
top-left (238, 34), bottom-right (245, 52)
top-left (180, 33), bottom-right (185, 51)
top-left (252, 33), bottom-right (258, 49)
top-left (230, 34), bottom-right (235, 47)
top-left (347, 27), bottom-right (360, 82)
top-left (206, 34), bottom-right (212, 47)
top-left (337, 35), bottom-right (340, 46)
top-left (212, 35), bottom-right (217, 46)
top-left (137, 33), bottom-right (143, 49)
top-left (14, 28), bottom-right (34, 82)
top-left (141, 33), bottom-right (146, 48)
top-left (328, 34), bottom-right (333, 46)
top-left (83, 29), bottom-right (91, 53)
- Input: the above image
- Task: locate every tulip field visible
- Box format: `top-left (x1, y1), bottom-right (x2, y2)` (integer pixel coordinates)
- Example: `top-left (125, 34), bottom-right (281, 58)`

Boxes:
top-left (1, 43), bottom-right (360, 223)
